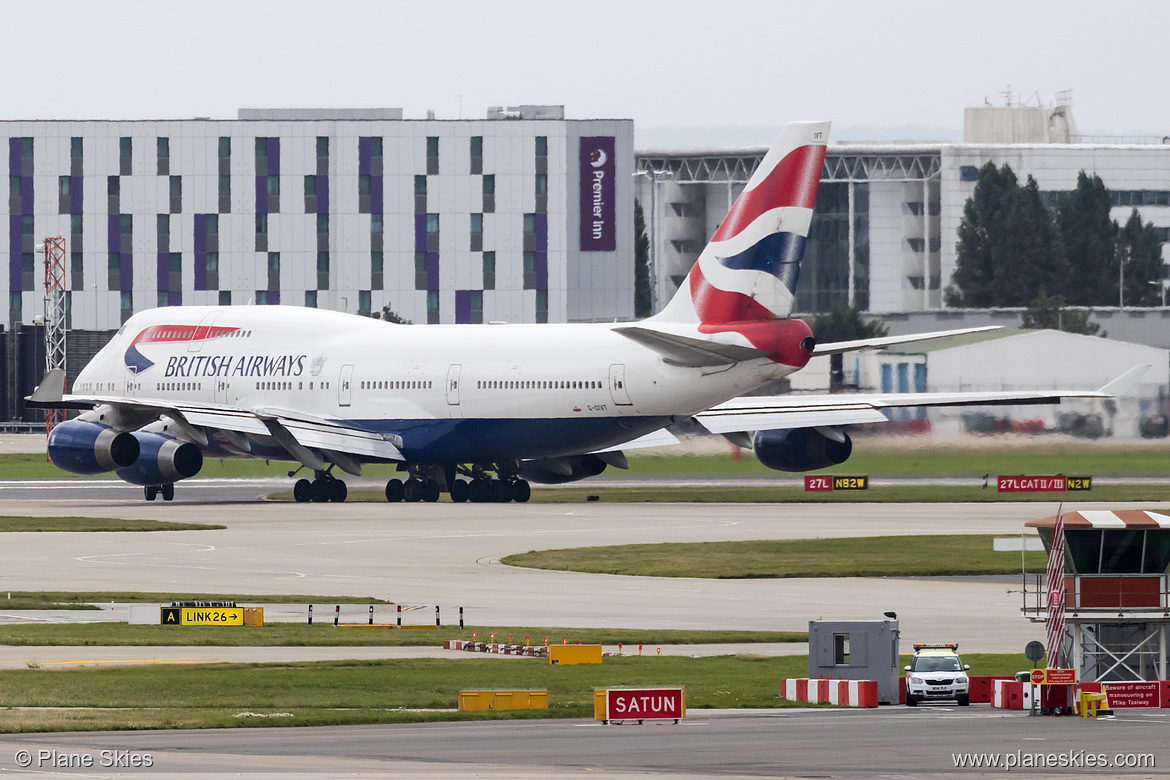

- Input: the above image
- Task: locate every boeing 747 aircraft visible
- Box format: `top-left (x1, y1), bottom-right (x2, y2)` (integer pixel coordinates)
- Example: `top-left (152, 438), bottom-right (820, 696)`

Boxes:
top-left (27, 122), bottom-right (1146, 502)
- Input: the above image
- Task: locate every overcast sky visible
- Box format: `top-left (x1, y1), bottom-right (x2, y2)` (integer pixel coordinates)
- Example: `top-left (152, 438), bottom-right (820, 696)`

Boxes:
top-left (8, 0), bottom-right (1168, 145)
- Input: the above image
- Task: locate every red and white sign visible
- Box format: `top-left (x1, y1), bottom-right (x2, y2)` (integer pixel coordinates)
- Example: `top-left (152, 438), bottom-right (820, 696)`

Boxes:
top-left (804, 475), bottom-right (833, 492)
top-left (605, 687), bottom-right (685, 720)
top-left (997, 475), bottom-right (1066, 492)
top-left (1082, 681), bottom-right (1161, 708)
top-left (1030, 668), bottom-right (1076, 685)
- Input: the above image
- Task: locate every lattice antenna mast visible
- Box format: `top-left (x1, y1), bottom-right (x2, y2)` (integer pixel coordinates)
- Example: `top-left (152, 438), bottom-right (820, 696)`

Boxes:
top-left (42, 235), bottom-right (67, 434)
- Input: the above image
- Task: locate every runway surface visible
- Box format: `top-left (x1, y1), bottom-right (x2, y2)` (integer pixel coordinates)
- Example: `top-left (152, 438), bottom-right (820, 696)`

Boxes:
top-left (0, 706), bottom-right (1163, 778)
top-left (2, 493), bottom-right (1166, 650)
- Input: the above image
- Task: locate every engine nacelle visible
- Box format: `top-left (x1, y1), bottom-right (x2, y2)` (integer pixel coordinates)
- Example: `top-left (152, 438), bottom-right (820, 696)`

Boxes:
top-left (47, 419), bottom-right (140, 475)
top-left (517, 453), bottom-right (608, 485)
top-left (114, 431), bottom-right (203, 486)
top-left (753, 427), bottom-right (852, 472)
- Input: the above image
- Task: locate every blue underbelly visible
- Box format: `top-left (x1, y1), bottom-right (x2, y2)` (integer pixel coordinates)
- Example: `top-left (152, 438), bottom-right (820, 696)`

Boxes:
top-left (351, 415), bottom-right (674, 463)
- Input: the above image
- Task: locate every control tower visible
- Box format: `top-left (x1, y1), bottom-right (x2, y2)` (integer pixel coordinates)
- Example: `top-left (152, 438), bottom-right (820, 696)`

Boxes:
top-left (1022, 510), bottom-right (1170, 682)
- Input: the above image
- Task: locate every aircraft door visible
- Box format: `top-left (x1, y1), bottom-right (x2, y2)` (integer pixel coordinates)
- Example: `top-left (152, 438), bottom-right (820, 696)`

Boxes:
top-left (125, 367), bottom-right (139, 397)
top-left (338, 364), bottom-right (354, 407)
top-left (188, 311), bottom-right (222, 352)
top-left (214, 378), bottom-right (228, 405)
top-left (608, 364), bottom-right (633, 406)
top-left (446, 363), bottom-right (462, 415)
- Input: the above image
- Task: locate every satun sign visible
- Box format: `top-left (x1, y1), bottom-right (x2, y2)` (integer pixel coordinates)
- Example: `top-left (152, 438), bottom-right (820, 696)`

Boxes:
top-left (603, 687), bottom-right (686, 722)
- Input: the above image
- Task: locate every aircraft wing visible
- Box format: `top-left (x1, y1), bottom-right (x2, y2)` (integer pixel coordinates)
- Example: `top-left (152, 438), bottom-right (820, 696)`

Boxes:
top-left (26, 369), bottom-right (403, 469)
top-left (693, 364), bottom-right (1150, 435)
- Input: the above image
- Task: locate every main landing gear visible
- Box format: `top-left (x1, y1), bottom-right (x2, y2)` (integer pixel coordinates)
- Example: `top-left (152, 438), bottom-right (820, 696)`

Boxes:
top-left (383, 465), bottom-right (531, 504)
top-left (143, 484), bottom-right (175, 502)
top-left (293, 471), bottom-right (347, 503)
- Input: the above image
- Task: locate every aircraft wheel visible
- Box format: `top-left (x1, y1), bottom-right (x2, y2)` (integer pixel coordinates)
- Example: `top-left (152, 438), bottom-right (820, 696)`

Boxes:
top-left (161, 483), bottom-right (175, 502)
top-left (491, 479), bottom-right (512, 503)
top-left (311, 479), bottom-right (331, 503)
top-left (144, 485), bottom-right (158, 502)
top-left (449, 480), bottom-right (470, 503)
top-left (511, 478), bottom-right (531, 503)
top-left (422, 480), bottom-right (441, 503)
top-left (293, 479), bottom-right (313, 503)
top-left (403, 478), bottom-right (424, 502)
top-left (468, 479), bottom-right (490, 503)
top-left (329, 479), bottom-right (348, 503)
top-left (384, 478), bottom-right (404, 502)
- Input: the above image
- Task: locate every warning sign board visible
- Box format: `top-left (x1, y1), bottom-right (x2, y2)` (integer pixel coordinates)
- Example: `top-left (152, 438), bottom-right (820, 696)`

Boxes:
top-left (1030, 668), bottom-right (1077, 685)
top-left (160, 607), bottom-right (243, 626)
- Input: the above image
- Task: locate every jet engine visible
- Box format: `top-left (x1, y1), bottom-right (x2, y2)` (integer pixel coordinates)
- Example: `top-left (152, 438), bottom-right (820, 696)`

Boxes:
top-left (752, 427), bottom-right (852, 472)
top-left (516, 453), bottom-right (608, 485)
top-left (114, 431), bottom-right (203, 486)
top-left (47, 419), bottom-right (140, 475)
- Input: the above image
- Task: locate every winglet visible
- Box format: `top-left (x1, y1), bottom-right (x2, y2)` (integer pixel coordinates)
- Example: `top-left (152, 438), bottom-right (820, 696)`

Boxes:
top-left (25, 369), bottom-right (66, 406)
top-left (1096, 364), bottom-right (1150, 396)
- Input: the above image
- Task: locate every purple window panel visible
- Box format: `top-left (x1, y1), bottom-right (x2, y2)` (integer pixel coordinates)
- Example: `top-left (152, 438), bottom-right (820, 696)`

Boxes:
top-left (107, 214), bottom-right (120, 252)
top-left (9, 215), bottom-right (20, 292)
top-left (168, 290), bottom-right (182, 306)
top-left (255, 176), bottom-right (267, 214)
top-left (193, 214), bottom-right (207, 290)
top-left (156, 253), bottom-right (169, 291)
top-left (535, 251), bottom-right (548, 291)
top-left (268, 138), bottom-right (279, 176)
top-left (120, 253), bottom-right (133, 292)
top-left (370, 175), bottom-right (382, 214)
top-left (454, 290), bottom-right (471, 324)
top-left (318, 176), bottom-right (329, 214)
top-left (268, 290), bottom-right (280, 305)
top-left (426, 252), bottom-right (439, 291)
top-left (70, 176), bottom-right (83, 214)
top-left (358, 137), bottom-right (371, 175)
top-left (414, 213), bottom-right (427, 252)
top-left (21, 177), bottom-right (33, 214)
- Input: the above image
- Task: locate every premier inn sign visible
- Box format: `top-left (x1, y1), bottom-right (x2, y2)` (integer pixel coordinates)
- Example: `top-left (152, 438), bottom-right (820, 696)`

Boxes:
top-left (579, 136), bottom-right (616, 251)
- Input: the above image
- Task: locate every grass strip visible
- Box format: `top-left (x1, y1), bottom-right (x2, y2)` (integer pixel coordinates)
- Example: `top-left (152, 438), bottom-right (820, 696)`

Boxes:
top-left (0, 623), bottom-right (803, 647)
top-left (0, 592), bottom-right (384, 612)
top-left (0, 652), bottom-right (1033, 733)
top-left (316, 484), bottom-right (1170, 504)
top-left (0, 517), bottom-right (224, 533)
top-left (502, 534), bottom-right (1047, 578)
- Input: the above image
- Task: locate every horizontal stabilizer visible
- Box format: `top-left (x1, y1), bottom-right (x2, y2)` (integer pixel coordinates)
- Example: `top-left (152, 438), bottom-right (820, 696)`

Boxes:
top-left (813, 326), bottom-right (1002, 356)
top-left (614, 325), bottom-right (768, 367)
top-left (24, 369), bottom-right (67, 408)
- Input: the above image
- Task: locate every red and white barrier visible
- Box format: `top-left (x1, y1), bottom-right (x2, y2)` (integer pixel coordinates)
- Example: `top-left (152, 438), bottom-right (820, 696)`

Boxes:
top-left (780, 678), bottom-right (878, 708)
top-left (991, 680), bottom-right (1035, 710)
top-left (443, 640), bottom-right (549, 657)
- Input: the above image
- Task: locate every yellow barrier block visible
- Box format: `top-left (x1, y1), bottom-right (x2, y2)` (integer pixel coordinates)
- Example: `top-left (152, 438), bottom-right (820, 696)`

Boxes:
top-left (243, 607), bottom-right (263, 627)
top-left (549, 644), bottom-right (602, 665)
top-left (458, 689), bottom-right (549, 711)
top-left (1079, 690), bottom-right (1110, 718)
top-left (398, 624), bottom-right (436, 630)
top-left (594, 689), bottom-right (607, 720)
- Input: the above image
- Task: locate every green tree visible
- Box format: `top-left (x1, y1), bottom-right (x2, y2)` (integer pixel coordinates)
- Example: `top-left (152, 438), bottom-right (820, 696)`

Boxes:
top-left (992, 175), bottom-right (1067, 306)
top-left (1021, 290), bottom-right (1100, 335)
top-left (1117, 208), bottom-right (1165, 307)
top-left (634, 199), bottom-right (652, 318)
top-left (810, 306), bottom-right (888, 392)
top-left (1055, 171), bottom-right (1116, 306)
top-left (377, 301), bottom-right (413, 324)
top-left (947, 162), bottom-right (1017, 306)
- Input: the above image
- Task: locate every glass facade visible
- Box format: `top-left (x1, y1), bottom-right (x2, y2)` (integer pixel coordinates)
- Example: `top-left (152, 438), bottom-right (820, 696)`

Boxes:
top-left (795, 182), bottom-right (870, 312)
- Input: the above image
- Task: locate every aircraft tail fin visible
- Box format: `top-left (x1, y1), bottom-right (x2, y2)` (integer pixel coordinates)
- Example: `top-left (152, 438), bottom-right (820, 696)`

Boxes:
top-left (654, 121), bottom-right (829, 325)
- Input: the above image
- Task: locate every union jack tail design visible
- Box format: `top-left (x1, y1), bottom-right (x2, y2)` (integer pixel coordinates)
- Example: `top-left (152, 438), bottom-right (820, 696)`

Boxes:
top-left (656, 121), bottom-right (829, 326)
top-left (1045, 504), bottom-right (1067, 667)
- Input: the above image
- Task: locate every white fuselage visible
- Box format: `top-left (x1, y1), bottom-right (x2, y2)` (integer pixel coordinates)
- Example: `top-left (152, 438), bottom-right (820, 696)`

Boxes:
top-left (75, 306), bottom-right (801, 463)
